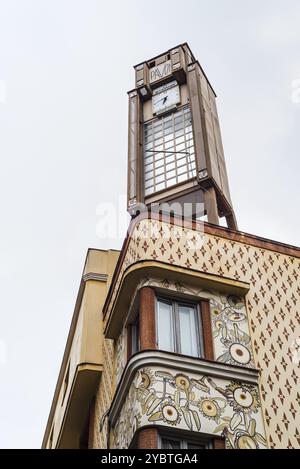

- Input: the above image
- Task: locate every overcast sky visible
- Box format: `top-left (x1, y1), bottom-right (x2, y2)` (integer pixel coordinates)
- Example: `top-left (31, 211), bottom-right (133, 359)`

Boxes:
top-left (0, 0), bottom-right (299, 448)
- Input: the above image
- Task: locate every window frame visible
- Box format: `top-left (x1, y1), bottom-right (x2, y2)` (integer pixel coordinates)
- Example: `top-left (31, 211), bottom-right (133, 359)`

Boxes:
top-left (61, 361), bottom-right (70, 406)
top-left (158, 433), bottom-right (213, 450)
top-left (156, 296), bottom-right (204, 358)
top-left (131, 316), bottom-right (140, 355)
top-left (143, 105), bottom-right (196, 196)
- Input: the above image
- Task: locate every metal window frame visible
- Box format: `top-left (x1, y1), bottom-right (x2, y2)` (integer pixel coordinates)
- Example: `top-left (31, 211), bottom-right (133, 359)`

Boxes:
top-left (158, 433), bottom-right (213, 449)
top-left (143, 105), bottom-right (196, 196)
top-left (156, 296), bottom-right (204, 358)
top-left (131, 317), bottom-right (140, 355)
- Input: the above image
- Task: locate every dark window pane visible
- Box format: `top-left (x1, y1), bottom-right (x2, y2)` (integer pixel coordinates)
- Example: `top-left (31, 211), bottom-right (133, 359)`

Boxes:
top-left (161, 438), bottom-right (181, 449)
top-left (187, 442), bottom-right (208, 449)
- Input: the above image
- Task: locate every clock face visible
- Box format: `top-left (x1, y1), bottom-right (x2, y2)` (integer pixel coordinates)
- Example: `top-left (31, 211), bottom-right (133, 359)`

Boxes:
top-left (152, 81), bottom-right (180, 115)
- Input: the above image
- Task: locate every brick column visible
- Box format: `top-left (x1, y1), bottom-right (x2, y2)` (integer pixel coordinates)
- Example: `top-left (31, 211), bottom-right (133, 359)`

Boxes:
top-left (213, 437), bottom-right (226, 449)
top-left (139, 287), bottom-right (156, 350)
top-left (137, 428), bottom-right (158, 449)
top-left (200, 300), bottom-right (214, 360)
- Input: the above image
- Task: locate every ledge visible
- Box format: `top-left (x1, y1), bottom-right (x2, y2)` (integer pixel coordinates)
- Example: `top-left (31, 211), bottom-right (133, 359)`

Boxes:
top-left (104, 261), bottom-right (250, 339)
top-left (109, 350), bottom-right (259, 426)
top-left (55, 363), bottom-right (102, 448)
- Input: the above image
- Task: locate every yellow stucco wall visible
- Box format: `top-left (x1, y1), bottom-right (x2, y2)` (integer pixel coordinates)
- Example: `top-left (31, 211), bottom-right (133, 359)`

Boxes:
top-left (43, 249), bottom-right (119, 449)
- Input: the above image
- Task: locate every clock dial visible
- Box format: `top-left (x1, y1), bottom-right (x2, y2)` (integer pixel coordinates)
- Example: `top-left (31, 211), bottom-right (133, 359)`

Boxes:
top-left (152, 81), bottom-right (180, 115)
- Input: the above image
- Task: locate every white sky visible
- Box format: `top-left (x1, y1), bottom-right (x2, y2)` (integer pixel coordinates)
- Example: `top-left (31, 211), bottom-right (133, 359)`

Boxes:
top-left (0, 0), bottom-right (299, 448)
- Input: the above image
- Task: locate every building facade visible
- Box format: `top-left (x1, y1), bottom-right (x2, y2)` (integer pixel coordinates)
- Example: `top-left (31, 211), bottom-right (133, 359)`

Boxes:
top-left (43, 44), bottom-right (300, 450)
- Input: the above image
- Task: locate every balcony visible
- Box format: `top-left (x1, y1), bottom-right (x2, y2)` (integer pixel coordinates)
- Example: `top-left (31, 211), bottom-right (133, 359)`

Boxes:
top-left (109, 350), bottom-right (267, 450)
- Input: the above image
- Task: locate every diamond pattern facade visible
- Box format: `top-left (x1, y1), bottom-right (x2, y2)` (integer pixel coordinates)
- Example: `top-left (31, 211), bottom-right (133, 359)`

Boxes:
top-left (103, 216), bottom-right (300, 449)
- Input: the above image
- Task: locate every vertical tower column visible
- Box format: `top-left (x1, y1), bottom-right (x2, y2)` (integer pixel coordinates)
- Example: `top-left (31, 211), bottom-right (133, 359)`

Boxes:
top-left (204, 187), bottom-right (219, 225)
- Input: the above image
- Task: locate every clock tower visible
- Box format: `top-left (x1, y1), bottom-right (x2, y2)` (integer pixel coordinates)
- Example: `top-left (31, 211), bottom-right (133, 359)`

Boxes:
top-left (127, 43), bottom-right (237, 229)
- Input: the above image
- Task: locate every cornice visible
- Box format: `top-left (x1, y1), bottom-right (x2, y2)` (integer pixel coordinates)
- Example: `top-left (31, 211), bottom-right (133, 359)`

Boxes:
top-left (82, 272), bottom-right (108, 283)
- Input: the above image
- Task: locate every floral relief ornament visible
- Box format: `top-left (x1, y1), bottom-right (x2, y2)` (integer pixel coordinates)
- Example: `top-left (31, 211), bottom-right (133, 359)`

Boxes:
top-left (209, 380), bottom-right (267, 449)
top-left (131, 369), bottom-right (267, 449)
top-left (212, 294), bottom-right (255, 368)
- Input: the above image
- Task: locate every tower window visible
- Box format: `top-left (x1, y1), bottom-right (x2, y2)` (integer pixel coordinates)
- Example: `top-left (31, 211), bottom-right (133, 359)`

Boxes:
top-left (144, 105), bottom-right (196, 196)
top-left (156, 298), bottom-right (203, 358)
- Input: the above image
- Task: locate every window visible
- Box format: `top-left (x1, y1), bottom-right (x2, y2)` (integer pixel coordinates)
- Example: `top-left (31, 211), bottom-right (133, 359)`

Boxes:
top-left (61, 362), bottom-right (70, 406)
top-left (144, 105), bottom-right (196, 196)
top-left (49, 426), bottom-right (54, 449)
top-left (160, 435), bottom-right (212, 449)
top-left (131, 317), bottom-right (140, 355)
top-left (156, 298), bottom-right (203, 358)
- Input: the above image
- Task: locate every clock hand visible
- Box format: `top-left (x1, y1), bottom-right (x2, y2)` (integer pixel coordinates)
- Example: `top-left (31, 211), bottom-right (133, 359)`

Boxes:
top-left (154, 95), bottom-right (168, 104)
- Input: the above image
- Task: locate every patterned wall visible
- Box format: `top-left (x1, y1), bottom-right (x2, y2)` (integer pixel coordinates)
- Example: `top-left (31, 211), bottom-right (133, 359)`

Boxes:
top-left (112, 366), bottom-right (267, 449)
top-left (114, 278), bottom-right (255, 388)
top-left (104, 218), bottom-right (300, 448)
top-left (115, 328), bottom-right (127, 386)
top-left (139, 278), bottom-right (255, 368)
top-left (93, 339), bottom-right (115, 448)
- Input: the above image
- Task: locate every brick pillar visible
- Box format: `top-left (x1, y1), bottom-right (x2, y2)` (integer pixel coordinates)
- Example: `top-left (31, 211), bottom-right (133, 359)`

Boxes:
top-left (213, 437), bottom-right (225, 449)
top-left (139, 287), bottom-right (156, 350)
top-left (137, 428), bottom-right (158, 449)
top-left (200, 300), bottom-right (214, 360)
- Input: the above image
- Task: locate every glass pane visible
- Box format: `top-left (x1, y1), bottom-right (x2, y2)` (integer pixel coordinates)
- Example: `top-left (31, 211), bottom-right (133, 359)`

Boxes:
top-left (187, 442), bottom-right (208, 449)
top-left (157, 301), bottom-right (174, 352)
top-left (175, 136), bottom-right (185, 146)
top-left (166, 159), bottom-right (176, 170)
top-left (178, 173), bottom-right (188, 183)
top-left (155, 165), bottom-right (165, 176)
top-left (155, 174), bottom-right (165, 184)
top-left (154, 152), bottom-right (164, 162)
top-left (178, 305), bottom-right (199, 357)
top-left (178, 164), bottom-right (188, 175)
top-left (166, 177), bottom-right (176, 187)
top-left (145, 179), bottom-right (153, 189)
top-left (144, 170), bottom-right (154, 180)
top-left (165, 151), bottom-right (175, 161)
top-left (155, 181), bottom-right (165, 192)
top-left (164, 132), bottom-right (174, 141)
top-left (161, 438), bottom-right (181, 450)
top-left (132, 320), bottom-right (140, 354)
top-left (166, 169), bottom-right (176, 179)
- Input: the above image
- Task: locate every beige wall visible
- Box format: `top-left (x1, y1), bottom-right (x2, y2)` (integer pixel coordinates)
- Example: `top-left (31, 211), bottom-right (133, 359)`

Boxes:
top-left (42, 249), bottom-right (119, 449)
